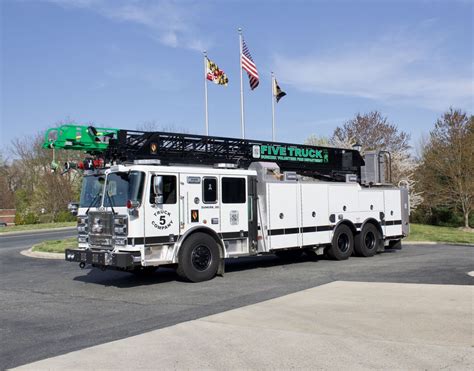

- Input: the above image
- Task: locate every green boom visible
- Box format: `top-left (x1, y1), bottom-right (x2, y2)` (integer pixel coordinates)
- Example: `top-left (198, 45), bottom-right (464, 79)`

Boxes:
top-left (42, 125), bottom-right (119, 152)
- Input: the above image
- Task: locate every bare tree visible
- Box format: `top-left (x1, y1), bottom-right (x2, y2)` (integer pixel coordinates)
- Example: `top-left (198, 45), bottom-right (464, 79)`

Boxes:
top-left (0, 155), bottom-right (15, 209)
top-left (330, 111), bottom-right (421, 210)
top-left (333, 111), bottom-right (410, 153)
top-left (304, 135), bottom-right (331, 147)
top-left (8, 126), bottom-right (83, 222)
top-left (136, 120), bottom-right (189, 133)
top-left (417, 108), bottom-right (473, 228)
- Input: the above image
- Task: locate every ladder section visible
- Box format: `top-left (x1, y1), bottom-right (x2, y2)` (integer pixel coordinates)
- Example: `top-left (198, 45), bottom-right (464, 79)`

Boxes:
top-left (106, 130), bottom-right (364, 180)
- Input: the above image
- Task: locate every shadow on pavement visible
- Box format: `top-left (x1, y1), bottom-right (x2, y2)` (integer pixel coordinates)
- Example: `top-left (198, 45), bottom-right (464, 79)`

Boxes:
top-left (71, 253), bottom-right (328, 287)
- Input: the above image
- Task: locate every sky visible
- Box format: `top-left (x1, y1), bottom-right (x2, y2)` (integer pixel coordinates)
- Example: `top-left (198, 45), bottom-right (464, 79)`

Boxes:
top-left (1, 0), bottom-right (473, 152)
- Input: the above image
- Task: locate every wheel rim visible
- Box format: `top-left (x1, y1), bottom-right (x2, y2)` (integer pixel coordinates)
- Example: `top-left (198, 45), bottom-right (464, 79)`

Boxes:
top-left (337, 233), bottom-right (350, 253)
top-left (365, 231), bottom-right (376, 250)
top-left (191, 245), bottom-right (212, 271)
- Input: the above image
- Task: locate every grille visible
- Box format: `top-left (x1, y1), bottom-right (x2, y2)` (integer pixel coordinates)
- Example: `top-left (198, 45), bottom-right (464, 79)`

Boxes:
top-left (88, 211), bottom-right (114, 248)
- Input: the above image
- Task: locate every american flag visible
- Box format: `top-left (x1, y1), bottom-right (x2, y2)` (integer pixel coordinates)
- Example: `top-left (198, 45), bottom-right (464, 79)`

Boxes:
top-left (241, 39), bottom-right (259, 90)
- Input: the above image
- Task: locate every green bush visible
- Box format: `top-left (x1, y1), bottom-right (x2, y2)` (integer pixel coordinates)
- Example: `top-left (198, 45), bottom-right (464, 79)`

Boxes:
top-left (14, 213), bottom-right (24, 225)
top-left (16, 212), bottom-right (40, 225)
top-left (54, 210), bottom-right (76, 223)
top-left (411, 206), bottom-right (471, 228)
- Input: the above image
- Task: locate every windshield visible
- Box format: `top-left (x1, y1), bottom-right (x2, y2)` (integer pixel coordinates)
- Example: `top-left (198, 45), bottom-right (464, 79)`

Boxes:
top-left (103, 171), bottom-right (145, 207)
top-left (79, 175), bottom-right (105, 208)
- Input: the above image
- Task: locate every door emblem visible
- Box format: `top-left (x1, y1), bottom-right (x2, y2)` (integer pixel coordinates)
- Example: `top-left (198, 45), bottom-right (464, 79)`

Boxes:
top-left (152, 209), bottom-right (173, 230)
top-left (230, 210), bottom-right (239, 225)
top-left (191, 209), bottom-right (199, 223)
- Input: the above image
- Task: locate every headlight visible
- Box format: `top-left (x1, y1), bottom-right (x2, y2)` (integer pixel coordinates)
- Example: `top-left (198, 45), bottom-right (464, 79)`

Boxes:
top-left (114, 226), bottom-right (127, 234)
top-left (77, 216), bottom-right (88, 225)
top-left (77, 216), bottom-right (88, 234)
top-left (114, 238), bottom-right (127, 246)
top-left (114, 216), bottom-right (128, 235)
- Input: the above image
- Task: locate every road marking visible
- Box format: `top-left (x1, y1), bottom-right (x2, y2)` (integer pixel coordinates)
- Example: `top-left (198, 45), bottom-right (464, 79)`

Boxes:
top-left (467, 271), bottom-right (474, 277)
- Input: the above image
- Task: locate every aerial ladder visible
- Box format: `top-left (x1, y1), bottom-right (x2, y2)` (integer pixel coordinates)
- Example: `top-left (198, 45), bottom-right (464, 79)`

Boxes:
top-left (43, 124), bottom-right (365, 182)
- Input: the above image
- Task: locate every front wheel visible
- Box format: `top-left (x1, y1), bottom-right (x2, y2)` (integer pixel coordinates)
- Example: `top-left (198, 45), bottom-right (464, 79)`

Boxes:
top-left (327, 224), bottom-right (354, 260)
top-left (176, 233), bottom-right (220, 282)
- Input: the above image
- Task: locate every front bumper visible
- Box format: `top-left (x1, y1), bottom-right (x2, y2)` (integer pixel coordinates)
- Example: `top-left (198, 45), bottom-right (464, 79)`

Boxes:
top-left (65, 248), bottom-right (140, 269)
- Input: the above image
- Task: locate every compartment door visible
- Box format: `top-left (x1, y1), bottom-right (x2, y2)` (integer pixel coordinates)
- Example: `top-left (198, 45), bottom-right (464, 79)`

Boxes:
top-left (300, 184), bottom-right (330, 246)
top-left (267, 183), bottom-right (299, 250)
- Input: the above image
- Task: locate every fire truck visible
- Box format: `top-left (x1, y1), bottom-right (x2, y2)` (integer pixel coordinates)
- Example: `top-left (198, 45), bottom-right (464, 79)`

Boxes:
top-left (44, 125), bottom-right (409, 282)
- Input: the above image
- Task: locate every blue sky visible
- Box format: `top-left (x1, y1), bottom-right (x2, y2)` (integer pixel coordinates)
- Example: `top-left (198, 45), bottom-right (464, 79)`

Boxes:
top-left (1, 0), bottom-right (473, 150)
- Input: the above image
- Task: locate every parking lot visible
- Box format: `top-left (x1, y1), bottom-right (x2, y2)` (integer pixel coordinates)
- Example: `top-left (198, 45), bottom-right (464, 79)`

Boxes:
top-left (1, 232), bottom-right (472, 369)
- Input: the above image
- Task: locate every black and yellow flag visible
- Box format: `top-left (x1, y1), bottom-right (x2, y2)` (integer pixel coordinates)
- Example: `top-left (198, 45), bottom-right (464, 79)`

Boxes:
top-left (273, 78), bottom-right (286, 102)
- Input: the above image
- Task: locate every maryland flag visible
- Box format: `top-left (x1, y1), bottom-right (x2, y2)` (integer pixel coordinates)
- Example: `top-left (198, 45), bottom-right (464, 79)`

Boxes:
top-left (273, 78), bottom-right (286, 102)
top-left (206, 58), bottom-right (229, 86)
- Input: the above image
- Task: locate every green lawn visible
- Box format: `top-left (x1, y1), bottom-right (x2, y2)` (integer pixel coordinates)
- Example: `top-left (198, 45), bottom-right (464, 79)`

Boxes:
top-left (26, 223), bottom-right (474, 254)
top-left (407, 223), bottom-right (474, 245)
top-left (0, 222), bottom-right (75, 233)
top-left (32, 237), bottom-right (77, 253)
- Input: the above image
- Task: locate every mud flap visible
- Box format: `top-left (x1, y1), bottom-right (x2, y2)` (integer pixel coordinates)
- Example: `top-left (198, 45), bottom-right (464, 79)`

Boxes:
top-left (217, 257), bottom-right (225, 277)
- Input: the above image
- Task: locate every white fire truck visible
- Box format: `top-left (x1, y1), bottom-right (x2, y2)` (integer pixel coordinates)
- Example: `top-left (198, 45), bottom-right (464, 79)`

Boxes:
top-left (44, 125), bottom-right (409, 282)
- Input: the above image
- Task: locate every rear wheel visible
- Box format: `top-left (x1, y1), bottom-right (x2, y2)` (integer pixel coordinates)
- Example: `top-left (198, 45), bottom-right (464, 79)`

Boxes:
top-left (327, 224), bottom-right (354, 260)
top-left (354, 223), bottom-right (381, 257)
top-left (176, 233), bottom-right (220, 282)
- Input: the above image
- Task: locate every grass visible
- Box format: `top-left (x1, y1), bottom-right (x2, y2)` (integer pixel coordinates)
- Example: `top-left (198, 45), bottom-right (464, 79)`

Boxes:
top-left (407, 223), bottom-right (474, 245)
top-left (25, 223), bottom-right (474, 254)
top-left (0, 222), bottom-right (75, 233)
top-left (32, 237), bottom-right (77, 253)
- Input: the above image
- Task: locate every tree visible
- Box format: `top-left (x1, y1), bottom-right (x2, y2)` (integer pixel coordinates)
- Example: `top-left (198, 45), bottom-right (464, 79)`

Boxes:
top-left (306, 111), bottom-right (422, 210)
top-left (0, 152), bottom-right (15, 209)
top-left (417, 108), bottom-right (473, 228)
top-left (304, 135), bottom-right (331, 147)
top-left (333, 111), bottom-right (410, 152)
top-left (136, 120), bottom-right (189, 133)
top-left (7, 123), bottom-right (83, 223)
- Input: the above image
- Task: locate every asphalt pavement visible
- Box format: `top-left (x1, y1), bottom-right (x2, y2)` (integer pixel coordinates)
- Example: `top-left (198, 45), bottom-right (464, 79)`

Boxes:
top-left (14, 281), bottom-right (473, 370)
top-left (0, 228), bottom-right (76, 251)
top-left (0, 230), bottom-right (473, 370)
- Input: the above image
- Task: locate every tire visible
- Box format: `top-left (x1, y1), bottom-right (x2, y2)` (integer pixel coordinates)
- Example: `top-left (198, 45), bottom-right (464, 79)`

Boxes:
top-left (327, 224), bottom-right (354, 260)
top-left (354, 223), bottom-right (381, 257)
top-left (275, 249), bottom-right (304, 261)
top-left (176, 232), bottom-right (220, 282)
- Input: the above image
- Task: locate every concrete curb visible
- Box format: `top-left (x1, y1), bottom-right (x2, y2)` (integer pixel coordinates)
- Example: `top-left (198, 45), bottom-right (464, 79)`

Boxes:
top-left (20, 241), bottom-right (472, 262)
top-left (21, 248), bottom-right (64, 260)
top-left (407, 241), bottom-right (473, 246)
top-left (0, 226), bottom-right (75, 237)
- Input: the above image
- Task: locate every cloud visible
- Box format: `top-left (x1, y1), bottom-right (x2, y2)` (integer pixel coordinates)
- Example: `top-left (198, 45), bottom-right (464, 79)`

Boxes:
top-left (273, 27), bottom-right (473, 111)
top-left (42, 0), bottom-right (210, 51)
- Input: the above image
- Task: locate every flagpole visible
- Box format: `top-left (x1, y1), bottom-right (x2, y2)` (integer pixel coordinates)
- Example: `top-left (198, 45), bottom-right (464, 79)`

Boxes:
top-left (271, 72), bottom-right (276, 142)
top-left (203, 50), bottom-right (209, 136)
top-left (238, 28), bottom-right (245, 139)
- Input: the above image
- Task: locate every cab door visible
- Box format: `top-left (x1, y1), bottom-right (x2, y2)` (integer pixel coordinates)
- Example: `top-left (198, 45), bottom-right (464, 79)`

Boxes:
top-left (179, 173), bottom-right (221, 234)
top-left (144, 172), bottom-right (180, 245)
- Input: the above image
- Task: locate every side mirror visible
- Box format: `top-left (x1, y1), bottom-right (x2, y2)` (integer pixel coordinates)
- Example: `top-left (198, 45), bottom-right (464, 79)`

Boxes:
top-left (68, 202), bottom-right (79, 216)
top-left (153, 176), bottom-right (164, 204)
